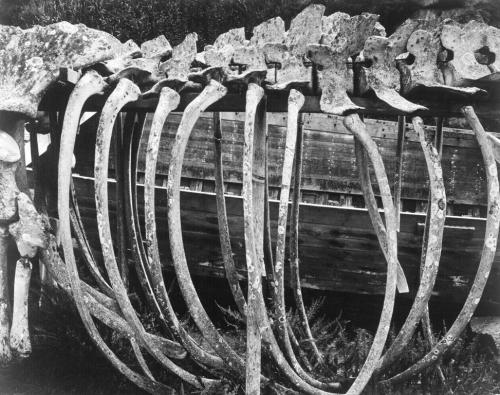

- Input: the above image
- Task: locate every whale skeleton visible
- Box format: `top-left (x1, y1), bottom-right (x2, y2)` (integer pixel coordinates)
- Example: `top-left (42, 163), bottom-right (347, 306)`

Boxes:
top-left (0, 4), bottom-right (499, 394)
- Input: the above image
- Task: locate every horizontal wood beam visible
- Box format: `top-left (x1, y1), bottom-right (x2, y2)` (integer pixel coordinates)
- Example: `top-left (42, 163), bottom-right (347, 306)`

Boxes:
top-left (39, 84), bottom-right (500, 119)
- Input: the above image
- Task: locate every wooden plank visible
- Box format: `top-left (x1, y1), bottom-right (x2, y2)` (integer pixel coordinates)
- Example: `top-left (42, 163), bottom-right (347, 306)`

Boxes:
top-left (39, 85), bottom-right (500, 118)
top-left (71, 175), bottom-right (500, 309)
top-left (73, 112), bottom-right (494, 206)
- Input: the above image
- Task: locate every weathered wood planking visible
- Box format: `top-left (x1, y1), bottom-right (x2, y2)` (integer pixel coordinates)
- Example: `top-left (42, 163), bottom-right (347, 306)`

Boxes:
top-left (73, 112), bottom-right (495, 207)
top-left (69, 112), bottom-right (500, 311)
top-left (71, 175), bottom-right (499, 310)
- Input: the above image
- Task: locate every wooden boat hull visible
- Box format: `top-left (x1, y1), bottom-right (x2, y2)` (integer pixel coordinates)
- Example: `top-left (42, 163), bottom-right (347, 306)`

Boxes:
top-left (69, 112), bottom-right (500, 312)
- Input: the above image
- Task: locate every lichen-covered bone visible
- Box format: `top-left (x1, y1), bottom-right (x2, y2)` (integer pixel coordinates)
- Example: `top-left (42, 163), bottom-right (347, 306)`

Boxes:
top-left (321, 12), bottom-right (380, 51)
top-left (0, 22), bottom-right (122, 118)
top-left (9, 258), bottom-right (32, 359)
top-left (0, 226), bottom-right (11, 366)
top-left (9, 192), bottom-right (49, 259)
top-left (0, 131), bottom-right (21, 222)
top-left (265, 4), bottom-right (325, 89)
top-left (381, 106), bottom-right (500, 386)
top-left (94, 79), bottom-right (217, 389)
top-left (6, 187), bottom-right (49, 361)
top-left (98, 39), bottom-right (142, 75)
top-left (140, 35), bottom-right (172, 60)
top-left (158, 33), bottom-right (198, 85)
top-left (190, 28), bottom-right (246, 84)
top-left (308, 12), bottom-right (381, 115)
top-left (0, 131), bottom-right (21, 366)
top-left (441, 20), bottom-right (500, 85)
top-left (242, 82), bottom-right (265, 393)
top-left (105, 35), bottom-right (173, 85)
top-left (362, 35), bottom-right (427, 112)
top-left (251, 17), bottom-right (285, 47)
top-left (203, 28), bottom-right (246, 69)
top-left (400, 28), bottom-right (486, 97)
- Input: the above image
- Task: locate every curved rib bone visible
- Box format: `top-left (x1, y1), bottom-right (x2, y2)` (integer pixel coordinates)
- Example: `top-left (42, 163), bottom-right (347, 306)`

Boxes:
top-left (166, 78), bottom-right (247, 374)
top-left (308, 12), bottom-right (408, 292)
top-left (144, 88), bottom-right (227, 375)
top-left (143, 35), bottom-right (229, 376)
top-left (381, 105), bottom-right (500, 386)
top-left (343, 113), bottom-right (398, 395)
top-left (69, 180), bottom-right (114, 297)
top-left (242, 82), bottom-right (265, 393)
top-left (39, 232), bottom-right (187, 360)
top-left (249, 10), bottom-right (340, 389)
top-left (289, 112), bottom-right (323, 367)
top-left (213, 111), bottom-right (247, 317)
top-left (241, 84), bottom-right (340, 395)
top-left (271, 89), bottom-right (338, 390)
top-left (58, 70), bottom-right (171, 394)
top-left (94, 77), bottom-right (217, 390)
top-left (375, 116), bottom-right (446, 373)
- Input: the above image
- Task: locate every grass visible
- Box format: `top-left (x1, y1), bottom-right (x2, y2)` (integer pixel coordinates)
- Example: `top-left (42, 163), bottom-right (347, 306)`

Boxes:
top-left (0, 286), bottom-right (499, 394)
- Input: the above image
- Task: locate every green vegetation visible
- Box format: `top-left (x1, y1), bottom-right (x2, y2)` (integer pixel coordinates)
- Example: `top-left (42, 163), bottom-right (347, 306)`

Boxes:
top-left (0, 0), bottom-right (424, 47)
top-left (2, 285), bottom-right (498, 394)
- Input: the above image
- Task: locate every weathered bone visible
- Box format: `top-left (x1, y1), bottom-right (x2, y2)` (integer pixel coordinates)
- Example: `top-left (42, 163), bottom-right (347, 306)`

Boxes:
top-left (0, 22), bottom-right (122, 118)
top-left (7, 192), bottom-right (49, 359)
top-left (288, 112), bottom-right (323, 367)
top-left (271, 89), bottom-right (339, 390)
top-left (39, 232), bottom-right (187, 360)
top-left (212, 112), bottom-right (248, 320)
top-left (140, 35), bottom-right (172, 60)
top-left (249, 17), bottom-right (287, 85)
top-left (9, 258), bottom-right (32, 358)
top-left (344, 114), bottom-right (399, 394)
top-left (0, 8), bottom-right (499, 394)
top-left (166, 79), bottom-right (248, 376)
top-left (156, 33), bottom-right (198, 89)
top-left (144, 90), bottom-right (228, 375)
top-left (0, 131), bottom-right (20, 366)
top-left (354, 137), bottom-right (409, 294)
top-left (265, 4), bottom-right (325, 90)
top-left (96, 39), bottom-right (142, 75)
top-left (241, 82), bottom-right (266, 393)
top-left (441, 20), bottom-right (500, 85)
top-left (381, 106), bottom-right (500, 386)
top-left (248, 10), bottom-right (346, 389)
top-left (308, 12), bottom-right (380, 115)
top-left (375, 116), bottom-right (446, 373)
top-left (399, 27), bottom-right (486, 97)
top-left (308, 13), bottom-right (409, 291)
top-left (393, 116), bottom-right (406, 229)
top-left (105, 35), bottom-right (175, 87)
top-left (58, 72), bottom-right (172, 394)
top-left (9, 192), bottom-right (49, 259)
top-left (95, 78), bottom-right (218, 390)
top-left (362, 35), bottom-right (427, 112)
top-left (241, 86), bottom-right (339, 395)
top-left (487, 133), bottom-right (500, 163)
top-left (255, 9), bottom-right (331, 385)
top-left (69, 182), bottom-right (114, 297)
top-left (417, 117), bottom-right (448, 388)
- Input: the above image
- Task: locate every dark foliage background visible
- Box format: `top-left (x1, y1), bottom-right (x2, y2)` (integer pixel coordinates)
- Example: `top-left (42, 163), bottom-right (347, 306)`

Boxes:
top-left (1, 0), bottom-right (499, 48)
